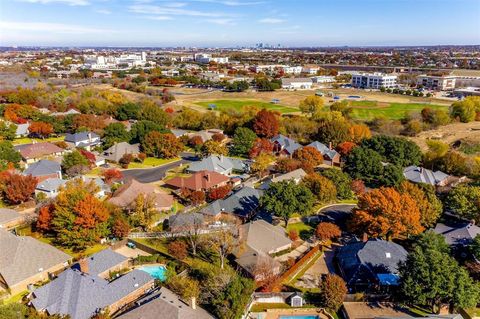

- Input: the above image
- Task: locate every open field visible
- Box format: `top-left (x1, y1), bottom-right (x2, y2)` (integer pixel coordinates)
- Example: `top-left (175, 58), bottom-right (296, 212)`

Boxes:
top-left (349, 100), bottom-right (448, 120)
top-left (195, 99), bottom-right (299, 114)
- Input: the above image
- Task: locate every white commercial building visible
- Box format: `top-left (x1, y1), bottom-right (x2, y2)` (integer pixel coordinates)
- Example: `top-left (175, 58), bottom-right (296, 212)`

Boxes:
top-left (311, 75), bottom-right (336, 84)
top-left (416, 75), bottom-right (456, 91)
top-left (194, 53), bottom-right (228, 64)
top-left (351, 73), bottom-right (397, 89)
top-left (282, 78), bottom-right (313, 90)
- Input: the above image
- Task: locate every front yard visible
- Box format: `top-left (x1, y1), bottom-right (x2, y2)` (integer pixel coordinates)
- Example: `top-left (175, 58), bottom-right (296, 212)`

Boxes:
top-left (127, 157), bottom-right (180, 169)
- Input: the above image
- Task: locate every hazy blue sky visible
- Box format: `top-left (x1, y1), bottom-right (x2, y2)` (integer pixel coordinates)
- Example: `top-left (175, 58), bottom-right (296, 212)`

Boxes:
top-left (1, 0), bottom-right (479, 47)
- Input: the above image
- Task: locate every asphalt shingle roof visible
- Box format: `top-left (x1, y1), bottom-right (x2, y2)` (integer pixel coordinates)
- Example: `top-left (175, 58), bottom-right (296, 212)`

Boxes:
top-left (188, 156), bottom-right (247, 175)
top-left (103, 142), bottom-right (140, 162)
top-left (271, 134), bottom-right (302, 155)
top-left (0, 208), bottom-right (23, 227)
top-left (403, 165), bottom-right (449, 186)
top-left (24, 160), bottom-right (61, 177)
top-left (36, 178), bottom-right (66, 192)
top-left (307, 141), bottom-right (339, 160)
top-left (64, 132), bottom-right (100, 143)
top-left (72, 249), bottom-right (128, 277)
top-left (434, 222), bottom-right (480, 246)
top-left (240, 219), bottom-right (292, 254)
top-left (15, 142), bottom-right (64, 160)
top-left (201, 186), bottom-right (262, 218)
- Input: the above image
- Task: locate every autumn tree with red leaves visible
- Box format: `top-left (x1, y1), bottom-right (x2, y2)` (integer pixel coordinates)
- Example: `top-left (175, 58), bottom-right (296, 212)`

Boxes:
top-left (190, 190), bottom-right (206, 205)
top-left (79, 149), bottom-right (96, 167)
top-left (253, 109), bottom-right (279, 138)
top-left (37, 204), bottom-right (55, 232)
top-left (208, 185), bottom-right (232, 201)
top-left (112, 217), bottom-right (131, 238)
top-left (249, 138), bottom-right (273, 158)
top-left (351, 179), bottom-right (366, 195)
top-left (29, 121), bottom-right (54, 138)
top-left (102, 168), bottom-right (123, 184)
top-left (168, 240), bottom-right (188, 260)
top-left (316, 222), bottom-right (341, 242)
top-left (0, 172), bottom-right (37, 204)
top-left (336, 141), bottom-right (356, 157)
top-left (349, 187), bottom-right (424, 240)
top-left (293, 146), bottom-right (324, 168)
top-left (275, 158), bottom-right (301, 173)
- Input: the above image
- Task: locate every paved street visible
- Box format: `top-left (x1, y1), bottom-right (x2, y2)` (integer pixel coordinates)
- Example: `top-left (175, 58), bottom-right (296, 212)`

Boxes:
top-left (121, 152), bottom-right (197, 183)
top-left (317, 204), bottom-right (356, 231)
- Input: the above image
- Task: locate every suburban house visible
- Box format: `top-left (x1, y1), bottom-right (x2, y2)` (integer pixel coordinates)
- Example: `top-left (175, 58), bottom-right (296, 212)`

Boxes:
top-left (271, 134), bottom-right (302, 157)
top-left (170, 129), bottom-right (189, 138)
top-left (0, 208), bottom-right (25, 229)
top-left (186, 128), bottom-right (224, 143)
top-left (0, 228), bottom-right (71, 295)
top-left (188, 155), bottom-right (248, 176)
top-left (201, 186), bottom-right (263, 221)
top-left (103, 142), bottom-right (140, 162)
top-left (15, 123), bottom-right (30, 137)
top-left (51, 109), bottom-right (81, 117)
top-left (117, 286), bottom-right (215, 319)
top-left (403, 165), bottom-right (450, 186)
top-left (335, 239), bottom-right (408, 292)
top-left (15, 142), bottom-right (65, 165)
top-left (308, 141), bottom-right (341, 166)
top-left (71, 249), bottom-right (129, 279)
top-left (165, 170), bottom-right (230, 192)
top-left (235, 219), bottom-right (292, 280)
top-left (281, 78), bottom-right (313, 90)
top-left (109, 179), bottom-right (174, 212)
top-left (35, 178), bottom-right (66, 199)
top-left (23, 159), bottom-right (62, 182)
top-left (31, 267), bottom-right (154, 319)
top-left (434, 222), bottom-right (480, 248)
top-left (64, 131), bottom-right (101, 150)
top-left (260, 168), bottom-right (307, 190)
top-left (168, 212), bottom-right (205, 232)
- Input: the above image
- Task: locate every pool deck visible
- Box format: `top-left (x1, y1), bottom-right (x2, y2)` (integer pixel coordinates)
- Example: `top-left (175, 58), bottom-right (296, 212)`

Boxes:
top-left (263, 308), bottom-right (328, 319)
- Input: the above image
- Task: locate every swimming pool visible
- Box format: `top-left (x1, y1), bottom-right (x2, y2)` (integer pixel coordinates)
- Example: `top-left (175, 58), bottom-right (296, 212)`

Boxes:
top-left (279, 316), bottom-right (319, 319)
top-left (138, 265), bottom-right (167, 281)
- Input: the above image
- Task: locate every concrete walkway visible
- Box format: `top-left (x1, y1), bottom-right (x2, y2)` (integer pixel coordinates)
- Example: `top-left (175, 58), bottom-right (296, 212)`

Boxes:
top-left (295, 246), bottom-right (338, 289)
top-left (274, 240), bottom-right (314, 262)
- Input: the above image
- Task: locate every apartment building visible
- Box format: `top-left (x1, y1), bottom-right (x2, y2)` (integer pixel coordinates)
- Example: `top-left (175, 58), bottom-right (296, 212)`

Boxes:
top-left (416, 75), bottom-right (456, 90)
top-left (351, 73), bottom-right (397, 89)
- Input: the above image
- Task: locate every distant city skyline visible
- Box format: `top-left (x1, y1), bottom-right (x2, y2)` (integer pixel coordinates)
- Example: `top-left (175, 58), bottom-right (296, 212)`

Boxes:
top-left (1, 0), bottom-right (479, 47)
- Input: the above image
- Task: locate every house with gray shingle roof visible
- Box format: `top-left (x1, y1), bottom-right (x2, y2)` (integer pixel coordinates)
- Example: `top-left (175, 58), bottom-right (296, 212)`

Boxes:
top-left (15, 123), bottom-right (30, 137)
top-left (259, 168), bottom-right (306, 190)
top-left (188, 155), bottom-right (248, 176)
top-left (15, 142), bottom-right (65, 164)
top-left (31, 268), bottom-right (153, 319)
top-left (102, 142), bottom-right (140, 163)
top-left (0, 228), bottom-right (71, 295)
top-left (23, 159), bottom-right (62, 182)
top-left (307, 141), bottom-right (341, 166)
top-left (201, 186), bottom-right (263, 221)
top-left (117, 286), bottom-right (215, 319)
top-left (0, 208), bottom-right (25, 229)
top-left (35, 178), bottom-right (66, 199)
top-left (434, 222), bottom-right (480, 247)
top-left (71, 249), bottom-right (129, 279)
top-left (335, 239), bottom-right (407, 292)
top-left (271, 134), bottom-right (302, 157)
top-left (403, 165), bottom-right (449, 186)
top-left (64, 131), bottom-right (101, 150)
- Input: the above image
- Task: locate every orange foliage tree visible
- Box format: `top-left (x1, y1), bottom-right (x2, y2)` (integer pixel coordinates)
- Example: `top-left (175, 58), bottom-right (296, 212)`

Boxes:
top-left (0, 172), bottom-right (37, 204)
top-left (348, 187), bottom-right (424, 240)
top-left (275, 158), bottom-right (301, 173)
top-left (208, 185), bottom-right (232, 201)
top-left (37, 204), bottom-right (55, 232)
top-left (336, 141), bottom-right (356, 157)
top-left (249, 138), bottom-right (274, 158)
top-left (168, 240), bottom-right (188, 260)
top-left (102, 168), bottom-right (123, 184)
top-left (74, 194), bottom-right (109, 229)
top-left (29, 121), bottom-right (54, 138)
top-left (348, 124), bottom-right (371, 143)
top-left (253, 109), bottom-right (279, 138)
top-left (316, 222), bottom-right (341, 242)
top-left (293, 146), bottom-right (324, 168)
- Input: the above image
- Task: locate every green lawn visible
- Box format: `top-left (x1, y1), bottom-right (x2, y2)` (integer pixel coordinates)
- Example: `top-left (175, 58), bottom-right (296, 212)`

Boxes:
top-left (127, 157), bottom-right (180, 169)
top-left (348, 101), bottom-right (448, 120)
top-left (13, 136), bottom-right (64, 145)
top-left (195, 99), bottom-right (299, 114)
top-left (287, 222), bottom-right (315, 240)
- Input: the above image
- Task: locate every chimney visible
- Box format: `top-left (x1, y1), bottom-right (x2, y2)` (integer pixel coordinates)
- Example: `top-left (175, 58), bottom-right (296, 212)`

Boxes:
top-left (362, 233), bottom-right (368, 242)
top-left (329, 142), bottom-right (333, 150)
top-left (78, 258), bottom-right (89, 274)
top-left (190, 297), bottom-right (196, 310)
top-left (88, 132), bottom-right (92, 142)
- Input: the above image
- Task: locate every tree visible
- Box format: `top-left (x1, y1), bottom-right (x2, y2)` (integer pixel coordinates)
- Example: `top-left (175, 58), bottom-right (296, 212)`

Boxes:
top-left (336, 141), bottom-right (356, 157)
top-left (348, 124), bottom-right (371, 143)
top-left (275, 158), bottom-right (301, 173)
top-left (0, 141), bottom-right (21, 167)
top-left (119, 153), bottom-right (134, 168)
top-left (450, 97), bottom-right (478, 123)
top-left (260, 180), bottom-right (315, 226)
top-left (103, 122), bottom-right (130, 148)
top-left (168, 240), bottom-right (188, 260)
top-left (0, 121), bottom-right (17, 140)
top-left (139, 102), bottom-right (168, 127)
top-left (299, 95), bottom-right (324, 116)
top-left (171, 213), bottom-right (204, 256)
top-left (351, 179), bottom-right (365, 195)
top-left (142, 132), bottom-right (183, 158)
top-left (399, 231), bottom-right (480, 313)
top-left (167, 276), bottom-right (200, 301)
top-left (320, 168), bottom-right (353, 200)
top-left (0, 172), bottom-right (37, 204)
top-left (112, 217), bottom-right (130, 238)
top-left (75, 194), bottom-right (109, 229)
top-left (249, 138), bottom-right (273, 158)
top-left (129, 120), bottom-right (167, 143)
top-left (208, 185), bottom-right (232, 201)
top-left (302, 173), bottom-right (337, 204)
top-left (380, 164), bottom-right (405, 187)
top-left (231, 127), bottom-right (257, 156)
top-left (252, 255), bottom-right (280, 291)
top-left (344, 147), bottom-right (384, 186)
top-left (445, 185), bottom-right (480, 222)
top-left (116, 102), bottom-right (140, 121)
top-left (398, 181), bottom-right (442, 228)
top-left (202, 140), bottom-right (228, 157)
top-left (190, 190), bottom-right (206, 205)
top-left (253, 109), bottom-right (279, 138)
top-left (316, 117), bottom-right (351, 146)
top-left (37, 204), bottom-right (54, 232)
top-left (471, 235), bottom-right (480, 260)
top-left (102, 168), bottom-right (123, 184)
top-left (250, 153), bottom-right (274, 177)
top-left (316, 222), bottom-right (341, 242)
top-left (293, 146), bottom-right (324, 168)
top-left (28, 121), bottom-right (53, 138)
top-left (208, 227), bottom-right (236, 269)
top-left (320, 274), bottom-right (347, 312)
top-left (131, 194), bottom-right (156, 230)
top-left (349, 187), bottom-right (424, 240)
top-left (212, 132), bottom-right (225, 142)
top-left (62, 150), bottom-right (89, 173)
top-left (289, 229), bottom-right (299, 241)
top-left (188, 135), bottom-right (203, 153)
top-left (361, 135), bottom-right (422, 167)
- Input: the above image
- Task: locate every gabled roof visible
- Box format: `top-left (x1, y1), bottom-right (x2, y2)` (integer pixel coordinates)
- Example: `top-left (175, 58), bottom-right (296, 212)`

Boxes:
top-left (166, 170), bottom-right (230, 191)
top-left (15, 142), bottom-right (64, 160)
top-left (403, 165), bottom-right (449, 186)
top-left (15, 123), bottom-right (30, 136)
top-left (168, 213), bottom-right (204, 230)
top-left (271, 134), bottom-right (302, 155)
top-left (434, 222), bottom-right (480, 246)
top-left (31, 268), bottom-right (152, 319)
top-left (0, 208), bottom-right (23, 227)
top-left (109, 179), bottom-right (173, 210)
top-left (36, 178), bottom-right (66, 192)
top-left (0, 229), bottom-right (71, 288)
top-left (188, 156), bottom-right (247, 175)
top-left (240, 219), bottom-right (292, 255)
top-left (72, 249), bottom-right (128, 276)
top-left (65, 131), bottom-right (100, 143)
top-left (336, 239), bottom-right (407, 286)
top-left (24, 159), bottom-right (61, 177)
top-left (117, 287), bottom-right (215, 319)
top-left (260, 168), bottom-right (306, 190)
top-left (103, 142), bottom-right (140, 162)
top-left (202, 186), bottom-right (262, 218)
top-left (307, 141), bottom-right (339, 160)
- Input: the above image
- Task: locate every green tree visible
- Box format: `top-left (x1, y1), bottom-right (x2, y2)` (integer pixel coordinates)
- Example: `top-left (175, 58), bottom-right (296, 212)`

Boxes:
top-left (139, 102), bottom-right (168, 126)
top-left (445, 185), bottom-right (480, 222)
top-left (0, 121), bottom-right (17, 140)
top-left (450, 97), bottom-right (478, 123)
top-left (299, 95), bottom-right (324, 116)
top-left (315, 116), bottom-right (351, 146)
top-left (471, 235), bottom-right (480, 260)
top-left (320, 168), bottom-right (353, 199)
top-left (116, 102), bottom-right (141, 121)
top-left (344, 147), bottom-right (384, 186)
top-left (399, 231), bottom-right (480, 313)
top-left (260, 180), bottom-right (315, 226)
top-left (62, 150), bottom-right (89, 172)
top-left (103, 122), bottom-right (130, 148)
top-left (361, 135), bottom-right (422, 167)
top-left (380, 164), bottom-right (405, 187)
top-left (302, 173), bottom-right (337, 204)
top-left (0, 141), bottom-right (21, 167)
top-left (231, 127), bottom-right (257, 156)
top-left (129, 120), bottom-right (167, 143)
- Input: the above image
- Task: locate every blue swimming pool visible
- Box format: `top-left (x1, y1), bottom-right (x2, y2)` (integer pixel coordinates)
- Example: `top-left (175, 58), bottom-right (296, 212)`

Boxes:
top-left (138, 265), bottom-right (167, 281)
top-left (279, 316), bottom-right (319, 319)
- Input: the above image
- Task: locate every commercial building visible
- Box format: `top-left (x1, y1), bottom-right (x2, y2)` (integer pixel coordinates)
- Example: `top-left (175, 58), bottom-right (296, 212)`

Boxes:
top-left (416, 75), bottom-right (456, 90)
top-left (351, 73), bottom-right (397, 89)
top-left (281, 78), bottom-right (313, 90)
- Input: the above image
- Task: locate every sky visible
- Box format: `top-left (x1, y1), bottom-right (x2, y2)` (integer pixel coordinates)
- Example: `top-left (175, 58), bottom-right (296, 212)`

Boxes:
top-left (0, 0), bottom-right (479, 47)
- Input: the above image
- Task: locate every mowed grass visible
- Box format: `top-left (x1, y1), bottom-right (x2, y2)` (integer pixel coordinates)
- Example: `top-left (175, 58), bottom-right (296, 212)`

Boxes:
top-left (348, 100), bottom-right (449, 120)
top-left (195, 99), bottom-right (299, 114)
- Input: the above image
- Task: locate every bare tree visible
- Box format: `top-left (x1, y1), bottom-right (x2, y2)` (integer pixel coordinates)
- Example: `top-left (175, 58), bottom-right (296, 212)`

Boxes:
top-left (251, 255), bottom-right (280, 290)
top-left (176, 213), bottom-right (204, 256)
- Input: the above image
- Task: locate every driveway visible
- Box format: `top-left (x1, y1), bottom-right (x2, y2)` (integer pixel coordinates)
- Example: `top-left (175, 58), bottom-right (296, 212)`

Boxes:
top-left (317, 204), bottom-right (356, 231)
top-left (121, 152), bottom-right (197, 183)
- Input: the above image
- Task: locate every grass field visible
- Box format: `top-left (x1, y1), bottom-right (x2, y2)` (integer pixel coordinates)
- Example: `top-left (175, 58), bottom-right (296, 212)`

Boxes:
top-left (13, 136), bottom-right (65, 145)
top-left (195, 99), bottom-right (299, 114)
top-left (127, 157), bottom-right (180, 169)
top-left (349, 100), bottom-right (448, 120)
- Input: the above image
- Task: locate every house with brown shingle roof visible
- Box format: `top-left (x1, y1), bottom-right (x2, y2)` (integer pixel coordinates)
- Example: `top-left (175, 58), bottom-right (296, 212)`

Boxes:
top-left (165, 170), bottom-right (230, 192)
top-left (14, 142), bottom-right (65, 165)
top-left (109, 179), bottom-right (174, 212)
